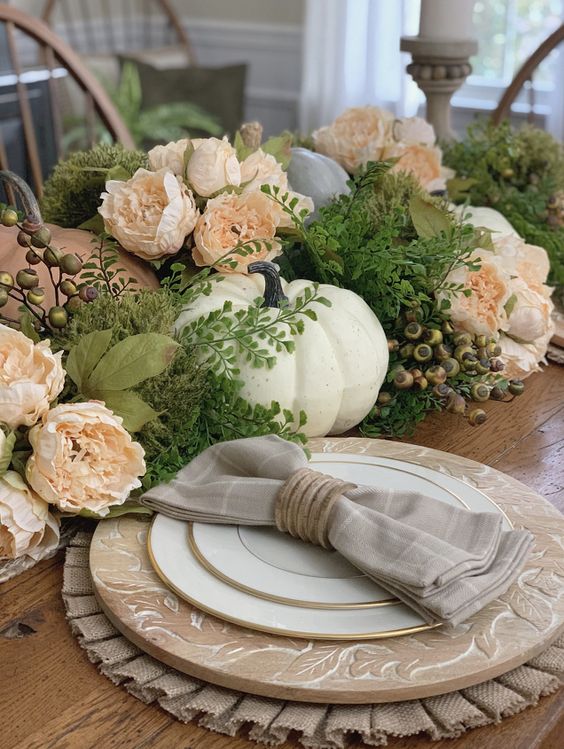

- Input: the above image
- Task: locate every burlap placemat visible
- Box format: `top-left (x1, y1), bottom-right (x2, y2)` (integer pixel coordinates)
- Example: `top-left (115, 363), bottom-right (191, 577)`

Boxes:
top-left (57, 533), bottom-right (564, 749)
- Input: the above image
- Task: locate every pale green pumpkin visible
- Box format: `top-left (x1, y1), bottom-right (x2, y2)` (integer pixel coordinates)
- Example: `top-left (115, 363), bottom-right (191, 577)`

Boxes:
top-left (287, 147), bottom-right (350, 220)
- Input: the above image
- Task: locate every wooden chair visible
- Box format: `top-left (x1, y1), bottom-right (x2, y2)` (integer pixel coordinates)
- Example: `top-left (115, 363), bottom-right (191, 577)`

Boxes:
top-left (0, 4), bottom-right (134, 199)
top-left (492, 24), bottom-right (564, 126)
top-left (41, 0), bottom-right (196, 64)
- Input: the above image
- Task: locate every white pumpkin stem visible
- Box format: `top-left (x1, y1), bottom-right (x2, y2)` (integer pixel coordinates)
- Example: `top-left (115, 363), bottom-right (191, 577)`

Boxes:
top-left (248, 261), bottom-right (288, 308)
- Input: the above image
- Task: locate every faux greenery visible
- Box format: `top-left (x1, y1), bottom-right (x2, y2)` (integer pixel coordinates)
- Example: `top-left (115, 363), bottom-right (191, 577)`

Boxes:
top-left (278, 163), bottom-right (500, 438)
top-left (443, 120), bottom-right (564, 286)
top-left (41, 143), bottom-right (148, 228)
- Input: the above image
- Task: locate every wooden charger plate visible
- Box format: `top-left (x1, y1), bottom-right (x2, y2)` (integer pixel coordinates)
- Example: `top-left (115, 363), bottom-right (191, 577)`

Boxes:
top-left (90, 438), bottom-right (564, 704)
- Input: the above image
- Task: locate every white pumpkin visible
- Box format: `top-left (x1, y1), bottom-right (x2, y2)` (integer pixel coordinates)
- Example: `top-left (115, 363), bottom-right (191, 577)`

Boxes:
top-left (452, 204), bottom-right (520, 237)
top-left (287, 147), bottom-right (350, 221)
top-left (177, 262), bottom-right (389, 437)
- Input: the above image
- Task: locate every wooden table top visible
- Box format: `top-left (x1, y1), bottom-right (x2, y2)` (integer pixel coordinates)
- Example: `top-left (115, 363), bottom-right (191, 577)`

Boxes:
top-left (2, 364), bottom-right (564, 749)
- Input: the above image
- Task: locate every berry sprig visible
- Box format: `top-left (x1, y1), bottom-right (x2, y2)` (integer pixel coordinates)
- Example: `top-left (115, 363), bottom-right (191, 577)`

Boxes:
top-left (0, 204), bottom-right (99, 333)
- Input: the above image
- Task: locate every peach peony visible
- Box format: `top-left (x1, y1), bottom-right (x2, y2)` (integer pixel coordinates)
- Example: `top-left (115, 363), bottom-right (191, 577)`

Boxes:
top-left (186, 136), bottom-right (241, 197)
top-left (193, 191), bottom-right (282, 272)
top-left (492, 234), bottom-right (551, 295)
top-left (439, 251), bottom-right (511, 337)
top-left (147, 138), bottom-right (191, 175)
top-left (99, 168), bottom-right (198, 261)
top-left (312, 106), bottom-right (394, 173)
top-left (0, 470), bottom-right (59, 560)
top-left (499, 331), bottom-right (553, 380)
top-left (26, 402), bottom-right (146, 516)
top-left (393, 117), bottom-right (436, 147)
top-left (386, 142), bottom-right (453, 191)
top-left (0, 324), bottom-right (65, 429)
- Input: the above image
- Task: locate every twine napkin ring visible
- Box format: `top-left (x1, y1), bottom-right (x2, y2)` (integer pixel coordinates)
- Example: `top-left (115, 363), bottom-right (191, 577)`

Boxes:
top-left (275, 468), bottom-right (357, 549)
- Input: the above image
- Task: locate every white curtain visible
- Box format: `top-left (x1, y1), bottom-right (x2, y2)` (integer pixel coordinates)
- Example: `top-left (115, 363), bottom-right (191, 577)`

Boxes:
top-left (299, 0), bottom-right (422, 132)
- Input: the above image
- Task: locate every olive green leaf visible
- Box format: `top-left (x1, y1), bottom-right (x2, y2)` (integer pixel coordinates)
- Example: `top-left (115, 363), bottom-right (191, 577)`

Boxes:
top-left (78, 213), bottom-right (106, 234)
top-left (66, 329), bottom-right (113, 392)
top-left (446, 176), bottom-right (478, 201)
top-left (504, 293), bottom-right (518, 315)
top-left (86, 333), bottom-right (179, 391)
top-left (93, 389), bottom-right (159, 432)
top-left (233, 130), bottom-right (255, 161)
top-left (106, 165), bottom-right (131, 182)
top-left (78, 501), bottom-right (153, 519)
top-left (262, 132), bottom-right (293, 169)
top-left (409, 195), bottom-right (452, 239)
top-left (0, 431), bottom-right (16, 476)
top-left (19, 310), bottom-right (40, 343)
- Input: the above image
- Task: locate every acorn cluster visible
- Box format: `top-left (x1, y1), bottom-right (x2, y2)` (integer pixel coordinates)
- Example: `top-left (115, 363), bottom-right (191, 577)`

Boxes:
top-left (0, 206), bottom-right (98, 332)
top-left (379, 310), bottom-right (525, 428)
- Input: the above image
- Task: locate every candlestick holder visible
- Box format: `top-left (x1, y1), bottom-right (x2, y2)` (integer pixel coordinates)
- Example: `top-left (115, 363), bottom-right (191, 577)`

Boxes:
top-left (400, 37), bottom-right (478, 142)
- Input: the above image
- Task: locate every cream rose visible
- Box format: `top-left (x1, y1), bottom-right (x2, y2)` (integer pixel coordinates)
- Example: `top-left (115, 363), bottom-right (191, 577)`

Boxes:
top-left (276, 191), bottom-right (315, 229)
top-left (186, 136), bottom-right (241, 197)
top-left (505, 279), bottom-right (554, 343)
top-left (0, 470), bottom-right (59, 560)
top-left (0, 324), bottom-right (65, 429)
top-left (26, 402), bottom-right (146, 516)
top-left (493, 234), bottom-right (551, 294)
top-left (312, 106), bottom-right (394, 173)
top-left (193, 191), bottom-right (282, 272)
top-left (386, 143), bottom-right (453, 191)
top-left (393, 117), bottom-right (436, 147)
top-left (148, 138), bottom-right (190, 175)
top-left (241, 149), bottom-right (288, 192)
top-left (499, 331), bottom-right (553, 380)
top-left (99, 168), bottom-right (198, 261)
top-left (439, 251), bottom-right (512, 337)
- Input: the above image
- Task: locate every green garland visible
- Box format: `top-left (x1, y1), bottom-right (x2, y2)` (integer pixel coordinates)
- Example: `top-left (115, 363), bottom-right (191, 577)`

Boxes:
top-left (443, 121), bottom-right (564, 286)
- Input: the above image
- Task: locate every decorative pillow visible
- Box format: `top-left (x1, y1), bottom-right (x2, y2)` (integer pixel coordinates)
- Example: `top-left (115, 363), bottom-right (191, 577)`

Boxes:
top-left (120, 53), bottom-right (247, 137)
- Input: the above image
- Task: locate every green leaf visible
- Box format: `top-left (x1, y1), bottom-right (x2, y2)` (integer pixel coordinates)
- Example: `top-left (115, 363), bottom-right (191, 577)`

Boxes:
top-left (78, 213), bottom-right (106, 234)
top-left (78, 501), bottom-right (153, 519)
top-left (446, 176), bottom-right (478, 201)
top-left (106, 165), bottom-right (131, 182)
top-left (234, 130), bottom-right (255, 161)
top-left (262, 132), bottom-right (293, 168)
top-left (87, 333), bottom-right (179, 391)
top-left (0, 431), bottom-right (16, 476)
top-left (94, 389), bottom-right (159, 432)
top-left (409, 195), bottom-right (452, 239)
top-left (19, 311), bottom-right (40, 343)
top-left (504, 293), bottom-right (518, 315)
top-left (66, 329), bottom-right (113, 391)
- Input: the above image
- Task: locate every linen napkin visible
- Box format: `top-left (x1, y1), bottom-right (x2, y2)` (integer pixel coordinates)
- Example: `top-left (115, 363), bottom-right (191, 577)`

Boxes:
top-left (140, 435), bottom-right (533, 625)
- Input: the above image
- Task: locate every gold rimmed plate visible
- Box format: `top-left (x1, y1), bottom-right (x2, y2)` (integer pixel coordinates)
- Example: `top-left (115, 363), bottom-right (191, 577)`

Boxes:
top-left (147, 453), bottom-right (511, 640)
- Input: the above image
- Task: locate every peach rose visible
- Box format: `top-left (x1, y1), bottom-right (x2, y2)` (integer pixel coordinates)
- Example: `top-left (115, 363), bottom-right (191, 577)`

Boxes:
top-left (439, 251), bottom-right (512, 337)
top-left (26, 402), bottom-right (146, 516)
top-left (493, 234), bottom-right (551, 294)
top-left (0, 470), bottom-right (59, 561)
top-left (386, 143), bottom-right (453, 191)
top-left (186, 136), bottom-right (241, 197)
top-left (193, 191), bottom-right (282, 272)
top-left (0, 324), bottom-right (65, 429)
top-left (312, 106), bottom-right (394, 173)
top-left (148, 138), bottom-right (190, 175)
top-left (99, 168), bottom-right (199, 261)
top-left (393, 117), bottom-right (436, 146)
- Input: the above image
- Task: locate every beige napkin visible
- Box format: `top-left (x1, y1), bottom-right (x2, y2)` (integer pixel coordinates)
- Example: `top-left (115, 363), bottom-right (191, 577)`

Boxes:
top-left (141, 435), bottom-right (533, 626)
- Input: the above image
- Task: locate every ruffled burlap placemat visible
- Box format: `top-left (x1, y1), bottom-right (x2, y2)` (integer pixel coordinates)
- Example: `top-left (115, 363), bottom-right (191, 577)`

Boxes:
top-left (60, 533), bottom-right (564, 749)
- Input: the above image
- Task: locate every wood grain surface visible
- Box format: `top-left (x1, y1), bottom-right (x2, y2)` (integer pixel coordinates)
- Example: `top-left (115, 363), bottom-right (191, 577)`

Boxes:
top-left (2, 364), bottom-right (564, 749)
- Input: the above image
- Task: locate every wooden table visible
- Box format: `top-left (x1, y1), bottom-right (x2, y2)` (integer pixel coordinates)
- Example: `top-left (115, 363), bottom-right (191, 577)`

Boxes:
top-left (2, 364), bottom-right (564, 749)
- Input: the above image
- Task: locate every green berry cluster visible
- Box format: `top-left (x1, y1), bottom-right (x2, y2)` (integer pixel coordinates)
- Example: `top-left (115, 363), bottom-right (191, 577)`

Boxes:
top-left (0, 205), bottom-right (98, 332)
top-left (376, 307), bottom-right (524, 428)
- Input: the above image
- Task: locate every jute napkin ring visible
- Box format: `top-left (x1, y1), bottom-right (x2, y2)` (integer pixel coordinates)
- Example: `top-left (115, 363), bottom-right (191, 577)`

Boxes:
top-left (274, 468), bottom-right (356, 549)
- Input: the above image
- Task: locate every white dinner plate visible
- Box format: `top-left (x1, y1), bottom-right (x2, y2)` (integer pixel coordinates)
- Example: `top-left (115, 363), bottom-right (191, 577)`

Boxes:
top-left (148, 453), bottom-right (511, 640)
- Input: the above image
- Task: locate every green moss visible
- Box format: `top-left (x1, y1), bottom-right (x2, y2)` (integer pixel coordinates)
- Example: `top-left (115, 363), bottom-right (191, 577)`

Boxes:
top-left (54, 289), bottom-right (209, 486)
top-left (41, 144), bottom-right (148, 228)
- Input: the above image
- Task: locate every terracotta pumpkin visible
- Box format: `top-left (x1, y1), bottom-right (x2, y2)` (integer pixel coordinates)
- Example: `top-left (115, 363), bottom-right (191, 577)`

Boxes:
top-left (0, 223), bottom-right (159, 319)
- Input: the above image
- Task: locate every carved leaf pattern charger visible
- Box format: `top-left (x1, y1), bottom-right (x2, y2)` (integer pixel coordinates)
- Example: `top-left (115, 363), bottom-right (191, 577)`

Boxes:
top-left (90, 438), bottom-right (564, 704)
